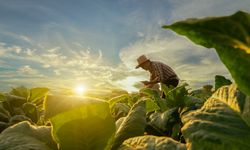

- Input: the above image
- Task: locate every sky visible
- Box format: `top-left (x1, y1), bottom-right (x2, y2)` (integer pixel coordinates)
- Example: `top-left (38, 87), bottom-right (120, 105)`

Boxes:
top-left (0, 0), bottom-right (250, 93)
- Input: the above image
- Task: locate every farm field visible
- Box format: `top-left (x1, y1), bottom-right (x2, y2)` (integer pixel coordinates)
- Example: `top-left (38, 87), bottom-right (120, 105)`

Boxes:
top-left (0, 11), bottom-right (249, 150)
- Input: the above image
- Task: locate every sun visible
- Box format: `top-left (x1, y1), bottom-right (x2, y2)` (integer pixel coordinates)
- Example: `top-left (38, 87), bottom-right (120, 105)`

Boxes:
top-left (74, 85), bottom-right (87, 95)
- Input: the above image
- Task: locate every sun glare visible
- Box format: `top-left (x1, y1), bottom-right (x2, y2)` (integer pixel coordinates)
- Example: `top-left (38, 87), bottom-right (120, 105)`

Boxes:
top-left (74, 85), bottom-right (87, 95)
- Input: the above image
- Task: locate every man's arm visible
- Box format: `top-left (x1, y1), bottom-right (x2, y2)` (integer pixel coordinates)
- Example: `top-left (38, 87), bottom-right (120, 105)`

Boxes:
top-left (141, 76), bottom-right (159, 88)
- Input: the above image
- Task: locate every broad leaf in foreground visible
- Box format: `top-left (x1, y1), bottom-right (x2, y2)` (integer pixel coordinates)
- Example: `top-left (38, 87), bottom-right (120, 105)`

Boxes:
top-left (119, 135), bottom-right (186, 150)
top-left (44, 95), bottom-right (116, 150)
top-left (111, 103), bottom-right (130, 120)
top-left (163, 11), bottom-right (250, 95)
top-left (111, 100), bottom-right (146, 150)
top-left (0, 121), bottom-right (57, 150)
top-left (148, 107), bottom-right (179, 135)
top-left (181, 84), bottom-right (250, 150)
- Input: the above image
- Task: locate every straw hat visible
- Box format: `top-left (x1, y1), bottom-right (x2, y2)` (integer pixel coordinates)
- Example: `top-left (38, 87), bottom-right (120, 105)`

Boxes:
top-left (135, 55), bottom-right (150, 69)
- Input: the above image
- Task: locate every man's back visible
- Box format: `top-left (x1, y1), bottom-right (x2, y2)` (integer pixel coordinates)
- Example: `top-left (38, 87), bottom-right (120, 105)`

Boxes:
top-left (150, 61), bottom-right (179, 83)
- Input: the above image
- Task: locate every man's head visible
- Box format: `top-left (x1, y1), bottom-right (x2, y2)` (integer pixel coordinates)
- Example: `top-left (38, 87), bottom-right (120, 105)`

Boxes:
top-left (135, 55), bottom-right (151, 70)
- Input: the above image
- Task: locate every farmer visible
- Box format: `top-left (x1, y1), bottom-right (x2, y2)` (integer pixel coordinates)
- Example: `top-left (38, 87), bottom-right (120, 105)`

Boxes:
top-left (135, 55), bottom-right (179, 96)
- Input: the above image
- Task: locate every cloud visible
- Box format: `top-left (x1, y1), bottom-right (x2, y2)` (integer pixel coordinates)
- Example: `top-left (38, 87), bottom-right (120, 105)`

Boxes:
top-left (42, 64), bottom-right (50, 68)
top-left (18, 65), bottom-right (39, 75)
top-left (0, 41), bottom-right (138, 92)
top-left (25, 48), bottom-right (36, 56)
top-left (0, 43), bottom-right (7, 56)
top-left (0, 43), bottom-right (22, 55)
top-left (19, 35), bottom-right (32, 44)
top-left (0, 71), bottom-right (17, 78)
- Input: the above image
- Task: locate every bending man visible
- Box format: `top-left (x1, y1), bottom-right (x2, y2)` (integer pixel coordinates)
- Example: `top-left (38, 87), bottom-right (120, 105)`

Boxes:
top-left (135, 55), bottom-right (179, 94)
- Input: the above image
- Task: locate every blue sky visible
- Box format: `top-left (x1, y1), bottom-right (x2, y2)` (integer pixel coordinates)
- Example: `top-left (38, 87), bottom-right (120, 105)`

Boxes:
top-left (0, 0), bottom-right (250, 92)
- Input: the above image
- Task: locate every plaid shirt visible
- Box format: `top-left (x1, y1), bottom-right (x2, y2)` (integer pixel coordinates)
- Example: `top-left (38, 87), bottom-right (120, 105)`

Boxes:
top-left (149, 61), bottom-right (179, 83)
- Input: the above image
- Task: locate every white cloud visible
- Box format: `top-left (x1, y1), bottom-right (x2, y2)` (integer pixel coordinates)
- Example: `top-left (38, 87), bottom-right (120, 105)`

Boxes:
top-left (19, 35), bottom-right (32, 43)
top-left (54, 70), bottom-right (61, 76)
top-left (0, 43), bottom-right (7, 56)
top-left (0, 43), bottom-right (23, 56)
top-left (12, 46), bottom-right (22, 54)
top-left (25, 48), bottom-right (36, 56)
top-left (137, 32), bottom-right (144, 38)
top-left (18, 65), bottom-right (39, 75)
top-left (42, 64), bottom-right (51, 68)
top-left (47, 47), bottom-right (60, 53)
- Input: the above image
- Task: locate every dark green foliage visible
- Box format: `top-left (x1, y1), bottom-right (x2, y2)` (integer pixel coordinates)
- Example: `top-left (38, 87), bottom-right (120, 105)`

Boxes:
top-left (23, 102), bottom-right (39, 123)
top-left (0, 86), bottom-right (50, 127)
top-left (9, 115), bottom-right (32, 126)
top-left (5, 94), bottom-right (26, 108)
top-left (0, 112), bottom-right (9, 122)
top-left (215, 75), bottom-right (232, 90)
top-left (162, 83), bottom-right (189, 108)
top-left (0, 122), bottom-right (8, 133)
top-left (9, 86), bottom-right (29, 98)
top-left (140, 88), bottom-right (167, 112)
top-left (190, 85), bottom-right (213, 101)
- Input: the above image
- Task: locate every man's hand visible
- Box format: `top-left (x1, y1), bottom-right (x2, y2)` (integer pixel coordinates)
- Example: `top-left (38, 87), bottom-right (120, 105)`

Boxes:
top-left (145, 84), bottom-right (154, 88)
top-left (141, 81), bottom-right (155, 88)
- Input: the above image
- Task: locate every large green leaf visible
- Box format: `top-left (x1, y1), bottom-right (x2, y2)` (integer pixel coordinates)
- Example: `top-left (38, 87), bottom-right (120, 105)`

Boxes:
top-left (148, 107), bottom-right (179, 135)
top-left (162, 83), bottom-right (188, 108)
top-left (9, 86), bottom-right (29, 98)
top-left (28, 87), bottom-right (49, 104)
top-left (181, 84), bottom-right (250, 150)
top-left (44, 95), bottom-right (116, 150)
top-left (118, 135), bottom-right (186, 150)
top-left (111, 103), bottom-right (130, 120)
top-left (108, 94), bottom-right (130, 110)
top-left (0, 121), bottom-right (57, 150)
top-left (5, 94), bottom-right (26, 108)
top-left (23, 102), bottom-right (39, 123)
top-left (0, 93), bottom-right (5, 102)
top-left (163, 11), bottom-right (250, 95)
top-left (145, 98), bottom-right (160, 113)
top-left (140, 88), bottom-right (167, 111)
top-left (111, 100), bottom-right (147, 150)
top-left (0, 102), bottom-right (10, 118)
